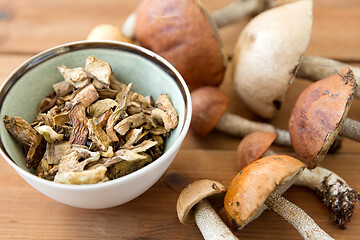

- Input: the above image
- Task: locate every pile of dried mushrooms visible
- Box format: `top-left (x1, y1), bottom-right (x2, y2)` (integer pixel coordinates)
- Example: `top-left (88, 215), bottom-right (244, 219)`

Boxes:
top-left (4, 56), bottom-right (178, 184)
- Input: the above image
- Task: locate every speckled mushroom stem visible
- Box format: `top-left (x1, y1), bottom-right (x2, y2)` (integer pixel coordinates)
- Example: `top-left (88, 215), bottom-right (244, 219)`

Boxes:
top-left (297, 167), bottom-right (360, 229)
top-left (195, 199), bottom-right (239, 240)
top-left (339, 118), bottom-right (360, 142)
top-left (265, 191), bottom-right (334, 240)
top-left (297, 55), bottom-right (360, 97)
top-left (264, 148), bottom-right (359, 228)
top-left (210, 0), bottom-right (266, 28)
top-left (216, 112), bottom-right (291, 146)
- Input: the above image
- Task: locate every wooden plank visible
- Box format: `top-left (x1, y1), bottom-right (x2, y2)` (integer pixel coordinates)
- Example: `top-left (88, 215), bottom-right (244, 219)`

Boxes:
top-left (0, 0), bottom-right (359, 61)
top-left (0, 149), bottom-right (359, 239)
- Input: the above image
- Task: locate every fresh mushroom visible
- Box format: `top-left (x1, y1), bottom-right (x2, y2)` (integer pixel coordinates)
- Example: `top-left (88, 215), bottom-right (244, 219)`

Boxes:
top-left (131, 0), bottom-right (227, 90)
top-left (224, 155), bottom-right (334, 239)
top-left (177, 179), bottom-right (238, 240)
top-left (232, 0), bottom-right (360, 119)
top-left (237, 131), bottom-right (359, 228)
top-left (191, 86), bottom-right (299, 146)
top-left (289, 68), bottom-right (359, 169)
top-left (232, 0), bottom-right (313, 119)
top-left (87, 24), bottom-right (133, 43)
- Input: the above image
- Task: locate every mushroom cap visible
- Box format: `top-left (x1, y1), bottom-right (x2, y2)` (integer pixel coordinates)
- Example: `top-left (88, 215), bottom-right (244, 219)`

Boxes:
top-left (87, 24), bottom-right (133, 43)
top-left (224, 155), bottom-right (305, 229)
top-left (135, 0), bottom-right (227, 90)
top-left (289, 67), bottom-right (357, 169)
top-left (237, 131), bottom-right (276, 170)
top-left (177, 179), bottom-right (226, 225)
top-left (190, 87), bottom-right (229, 138)
top-left (232, 0), bottom-right (313, 119)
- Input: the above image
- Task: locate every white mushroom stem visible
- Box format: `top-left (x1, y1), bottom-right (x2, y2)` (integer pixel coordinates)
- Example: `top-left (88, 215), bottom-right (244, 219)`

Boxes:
top-left (296, 167), bottom-right (360, 229)
top-left (265, 191), bottom-right (334, 240)
top-left (339, 118), bottom-right (360, 142)
top-left (216, 112), bottom-right (291, 146)
top-left (297, 55), bottom-right (360, 97)
top-left (195, 199), bottom-right (239, 240)
top-left (210, 0), bottom-right (266, 28)
top-left (264, 149), bottom-right (359, 228)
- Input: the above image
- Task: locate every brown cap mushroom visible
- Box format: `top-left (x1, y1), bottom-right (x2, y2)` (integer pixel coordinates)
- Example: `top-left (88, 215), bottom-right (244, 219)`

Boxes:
top-left (134, 0), bottom-right (227, 90)
top-left (177, 179), bottom-right (238, 240)
top-left (289, 67), bottom-right (358, 169)
top-left (237, 131), bottom-right (359, 228)
top-left (190, 87), bottom-right (291, 146)
top-left (224, 155), bottom-right (334, 239)
top-left (232, 0), bottom-right (313, 119)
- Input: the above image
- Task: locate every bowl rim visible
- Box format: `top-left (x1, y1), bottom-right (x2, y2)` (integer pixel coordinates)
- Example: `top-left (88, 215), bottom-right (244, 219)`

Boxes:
top-left (0, 40), bottom-right (192, 190)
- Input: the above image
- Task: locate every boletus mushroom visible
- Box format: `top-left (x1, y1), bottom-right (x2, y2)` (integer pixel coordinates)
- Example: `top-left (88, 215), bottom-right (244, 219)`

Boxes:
top-left (232, 0), bottom-right (313, 119)
top-left (177, 179), bottom-right (238, 240)
top-left (289, 68), bottom-right (359, 169)
top-left (237, 131), bottom-right (359, 228)
top-left (224, 155), bottom-right (335, 239)
top-left (232, 0), bottom-right (360, 119)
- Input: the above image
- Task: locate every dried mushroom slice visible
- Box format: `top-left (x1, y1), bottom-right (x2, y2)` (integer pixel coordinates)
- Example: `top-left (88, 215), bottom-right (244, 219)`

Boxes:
top-left (85, 56), bottom-right (112, 89)
top-left (96, 109), bottom-right (113, 129)
top-left (69, 102), bottom-right (88, 145)
top-left (26, 134), bottom-right (47, 168)
top-left (109, 74), bottom-right (126, 91)
top-left (87, 118), bottom-right (112, 151)
top-left (151, 108), bottom-right (174, 132)
top-left (88, 98), bottom-right (118, 118)
top-left (106, 83), bottom-right (132, 142)
top-left (155, 93), bottom-right (178, 129)
top-left (71, 84), bottom-right (99, 108)
top-left (57, 146), bottom-right (100, 173)
top-left (123, 128), bottom-right (144, 148)
top-left (114, 112), bottom-right (146, 135)
top-left (3, 115), bottom-right (37, 146)
top-left (53, 80), bottom-right (74, 97)
top-left (105, 140), bottom-right (158, 167)
top-left (39, 90), bottom-right (60, 113)
top-left (54, 166), bottom-right (108, 184)
top-left (58, 65), bottom-right (91, 89)
top-left (45, 142), bottom-right (71, 165)
top-left (35, 125), bottom-right (64, 143)
top-left (53, 112), bottom-right (70, 126)
top-left (99, 145), bottom-right (114, 158)
top-left (107, 154), bottom-right (153, 179)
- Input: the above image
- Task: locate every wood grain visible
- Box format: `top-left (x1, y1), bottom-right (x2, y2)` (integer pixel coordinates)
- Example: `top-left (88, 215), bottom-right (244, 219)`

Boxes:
top-left (0, 150), bottom-right (359, 240)
top-left (0, 0), bottom-right (360, 239)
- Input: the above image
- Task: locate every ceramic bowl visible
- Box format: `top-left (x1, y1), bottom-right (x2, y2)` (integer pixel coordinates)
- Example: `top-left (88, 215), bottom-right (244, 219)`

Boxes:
top-left (0, 41), bottom-right (192, 209)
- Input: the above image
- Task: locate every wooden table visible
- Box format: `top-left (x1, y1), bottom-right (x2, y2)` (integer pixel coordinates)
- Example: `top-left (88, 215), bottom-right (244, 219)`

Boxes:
top-left (0, 0), bottom-right (360, 239)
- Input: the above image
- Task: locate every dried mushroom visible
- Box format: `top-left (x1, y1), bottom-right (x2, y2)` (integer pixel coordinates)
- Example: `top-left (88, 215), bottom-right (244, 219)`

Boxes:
top-left (3, 56), bottom-right (178, 185)
top-left (35, 125), bottom-right (64, 143)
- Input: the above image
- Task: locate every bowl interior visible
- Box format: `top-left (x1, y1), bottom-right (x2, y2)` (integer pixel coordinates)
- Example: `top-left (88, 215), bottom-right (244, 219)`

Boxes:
top-left (0, 43), bottom-right (188, 175)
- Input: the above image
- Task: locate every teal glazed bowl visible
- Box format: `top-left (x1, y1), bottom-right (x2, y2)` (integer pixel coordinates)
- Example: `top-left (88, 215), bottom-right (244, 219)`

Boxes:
top-left (0, 41), bottom-right (192, 209)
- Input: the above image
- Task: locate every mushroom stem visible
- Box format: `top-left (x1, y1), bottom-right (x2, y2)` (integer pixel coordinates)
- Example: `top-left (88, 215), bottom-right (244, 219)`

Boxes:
top-left (210, 0), bottom-right (265, 28)
top-left (296, 167), bottom-right (360, 229)
top-left (216, 112), bottom-right (291, 146)
top-left (264, 148), bottom-right (359, 228)
top-left (265, 191), bottom-right (334, 240)
top-left (195, 199), bottom-right (239, 240)
top-left (339, 118), bottom-right (360, 142)
top-left (297, 55), bottom-right (360, 98)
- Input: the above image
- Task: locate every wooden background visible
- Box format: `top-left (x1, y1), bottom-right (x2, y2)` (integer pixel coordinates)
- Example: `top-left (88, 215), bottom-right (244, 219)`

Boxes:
top-left (0, 0), bottom-right (360, 239)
